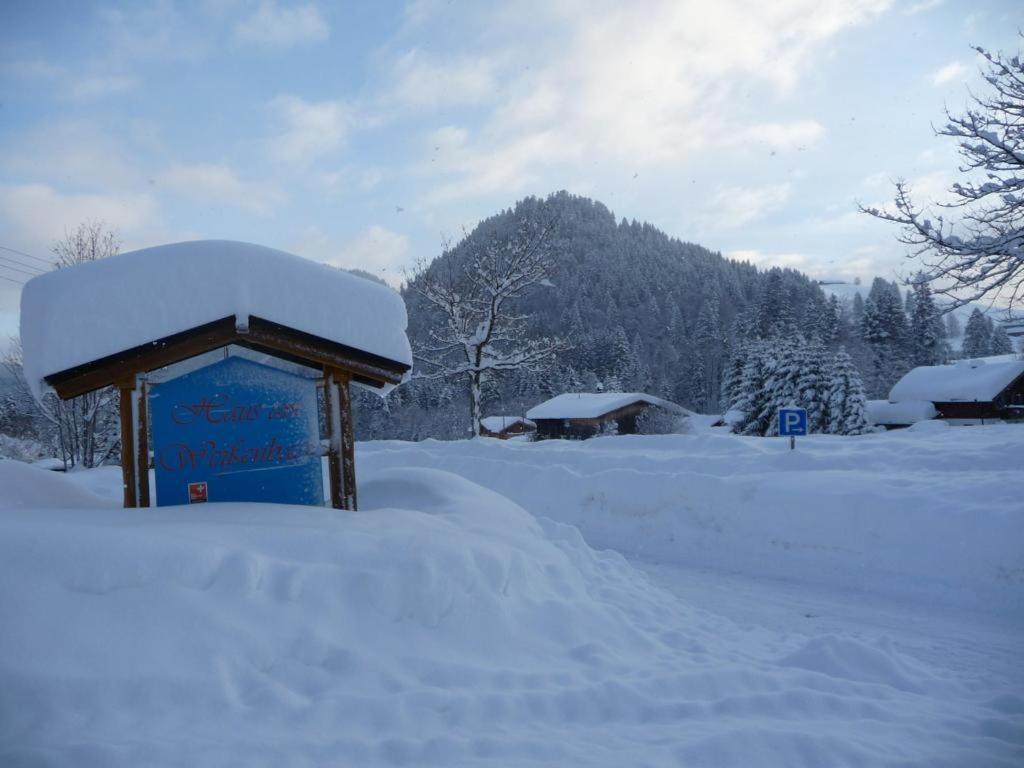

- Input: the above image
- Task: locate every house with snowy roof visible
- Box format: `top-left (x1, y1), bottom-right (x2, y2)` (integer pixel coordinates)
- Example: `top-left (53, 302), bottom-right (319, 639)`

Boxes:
top-left (526, 392), bottom-right (688, 440)
top-left (886, 357), bottom-right (1024, 424)
top-left (479, 415), bottom-right (536, 439)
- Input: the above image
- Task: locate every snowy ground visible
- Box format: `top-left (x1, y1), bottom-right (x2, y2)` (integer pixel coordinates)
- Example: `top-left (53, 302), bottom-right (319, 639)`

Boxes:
top-left (1, 425), bottom-right (1022, 767)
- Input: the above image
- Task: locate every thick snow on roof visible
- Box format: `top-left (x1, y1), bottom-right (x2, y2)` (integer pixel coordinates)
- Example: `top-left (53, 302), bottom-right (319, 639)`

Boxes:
top-left (866, 399), bottom-right (937, 426)
top-left (19, 240), bottom-right (412, 397)
top-left (527, 392), bottom-right (685, 420)
top-left (480, 416), bottom-right (536, 432)
top-left (889, 359), bottom-right (1024, 403)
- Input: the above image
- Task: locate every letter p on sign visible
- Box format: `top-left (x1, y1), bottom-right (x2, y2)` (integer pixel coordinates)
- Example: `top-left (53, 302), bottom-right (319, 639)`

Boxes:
top-left (778, 407), bottom-right (808, 437)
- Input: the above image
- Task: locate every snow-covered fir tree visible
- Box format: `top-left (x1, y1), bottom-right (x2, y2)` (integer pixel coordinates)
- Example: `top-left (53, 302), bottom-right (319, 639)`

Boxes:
top-left (962, 308), bottom-right (992, 359)
top-left (907, 278), bottom-right (946, 366)
top-left (990, 323), bottom-right (1014, 356)
top-left (796, 338), bottom-right (831, 433)
top-left (826, 348), bottom-right (870, 435)
top-left (860, 278), bottom-right (909, 397)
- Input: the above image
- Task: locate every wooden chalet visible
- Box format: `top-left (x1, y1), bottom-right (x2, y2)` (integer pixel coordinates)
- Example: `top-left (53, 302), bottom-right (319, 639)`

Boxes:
top-left (18, 240), bottom-right (412, 510)
top-left (888, 358), bottom-right (1024, 424)
top-left (526, 392), bottom-right (687, 440)
top-left (479, 415), bottom-right (536, 439)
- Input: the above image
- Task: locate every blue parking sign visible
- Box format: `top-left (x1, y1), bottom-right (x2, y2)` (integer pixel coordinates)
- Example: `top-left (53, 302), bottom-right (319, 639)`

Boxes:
top-left (778, 407), bottom-right (808, 437)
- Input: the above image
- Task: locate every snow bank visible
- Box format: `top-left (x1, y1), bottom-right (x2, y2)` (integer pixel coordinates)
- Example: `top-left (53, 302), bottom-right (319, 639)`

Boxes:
top-left (889, 358), bottom-right (1024, 402)
top-left (19, 240), bottom-right (412, 399)
top-left (866, 399), bottom-right (937, 426)
top-left (362, 426), bottom-right (1024, 615)
top-left (0, 459), bottom-right (114, 510)
top-left (527, 392), bottom-right (685, 420)
top-left (2, 445), bottom-right (1021, 765)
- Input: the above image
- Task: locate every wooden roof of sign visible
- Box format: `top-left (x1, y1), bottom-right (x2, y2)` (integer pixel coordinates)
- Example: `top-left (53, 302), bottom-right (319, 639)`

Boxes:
top-left (45, 314), bottom-right (410, 399)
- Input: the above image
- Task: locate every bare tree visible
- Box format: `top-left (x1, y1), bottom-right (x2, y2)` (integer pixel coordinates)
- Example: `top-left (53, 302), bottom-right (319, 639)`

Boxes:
top-left (408, 215), bottom-right (570, 436)
top-left (3, 222), bottom-right (122, 468)
top-left (862, 39), bottom-right (1024, 311)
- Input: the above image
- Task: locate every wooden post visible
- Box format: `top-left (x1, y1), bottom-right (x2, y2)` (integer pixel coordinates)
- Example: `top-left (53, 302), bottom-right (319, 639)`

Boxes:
top-left (338, 374), bottom-right (357, 511)
top-left (323, 368), bottom-right (344, 510)
top-left (118, 379), bottom-right (137, 508)
top-left (136, 377), bottom-right (151, 507)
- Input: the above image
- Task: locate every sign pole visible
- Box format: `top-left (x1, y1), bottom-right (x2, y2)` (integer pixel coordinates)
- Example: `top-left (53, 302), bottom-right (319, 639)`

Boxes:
top-left (790, 435), bottom-right (795, 451)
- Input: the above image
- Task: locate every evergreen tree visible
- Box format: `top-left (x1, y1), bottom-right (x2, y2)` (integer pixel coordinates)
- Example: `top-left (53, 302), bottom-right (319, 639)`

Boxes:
top-left (763, 336), bottom-right (803, 436)
top-left (826, 348), bottom-right (870, 435)
top-left (990, 323), bottom-right (1015, 355)
top-left (962, 308), bottom-right (993, 358)
top-left (694, 294), bottom-right (725, 410)
top-left (733, 347), bottom-right (772, 436)
top-left (720, 337), bottom-right (750, 411)
top-left (687, 354), bottom-right (707, 412)
top-left (907, 279), bottom-right (945, 366)
top-left (860, 284), bottom-right (909, 397)
top-left (600, 325), bottom-right (633, 390)
top-left (796, 338), bottom-right (830, 433)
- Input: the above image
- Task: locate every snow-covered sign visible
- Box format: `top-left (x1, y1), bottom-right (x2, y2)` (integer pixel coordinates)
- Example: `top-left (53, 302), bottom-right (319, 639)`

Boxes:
top-left (149, 357), bottom-right (323, 507)
top-left (889, 359), bottom-right (1024, 403)
top-left (18, 240), bottom-right (411, 511)
top-left (526, 392), bottom-right (686, 421)
top-left (19, 240), bottom-right (412, 400)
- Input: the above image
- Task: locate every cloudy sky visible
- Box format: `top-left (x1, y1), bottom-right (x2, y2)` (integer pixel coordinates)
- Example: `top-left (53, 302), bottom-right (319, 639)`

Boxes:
top-left (0, 0), bottom-right (1020, 348)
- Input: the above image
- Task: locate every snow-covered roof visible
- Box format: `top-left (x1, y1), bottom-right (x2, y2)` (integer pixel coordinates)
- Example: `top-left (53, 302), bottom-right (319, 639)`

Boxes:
top-left (480, 416), bottom-right (536, 432)
top-left (19, 240), bottom-right (412, 398)
top-left (526, 392), bottom-right (686, 420)
top-left (866, 399), bottom-right (937, 426)
top-left (888, 359), bottom-right (1024, 403)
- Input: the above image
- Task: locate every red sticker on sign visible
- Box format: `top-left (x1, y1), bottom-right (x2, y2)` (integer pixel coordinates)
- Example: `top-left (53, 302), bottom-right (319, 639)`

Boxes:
top-left (188, 481), bottom-right (208, 504)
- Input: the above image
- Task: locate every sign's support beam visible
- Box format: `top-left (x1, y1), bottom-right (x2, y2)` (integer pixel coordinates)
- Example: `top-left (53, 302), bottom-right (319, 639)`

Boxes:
top-left (323, 367), bottom-right (356, 511)
top-left (338, 374), bottom-right (357, 511)
top-left (136, 377), bottom-right (151, 507)
top-left (118, 379), bottom-right (137, 508)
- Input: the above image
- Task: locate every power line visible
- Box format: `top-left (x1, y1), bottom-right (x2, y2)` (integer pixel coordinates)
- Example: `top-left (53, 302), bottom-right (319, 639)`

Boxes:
top-left (0, 243), bottom-right (53, 267)
top-left (0, 273), bottom-right (25, 286)
top-left (0, 254), bottom-right (44, 276)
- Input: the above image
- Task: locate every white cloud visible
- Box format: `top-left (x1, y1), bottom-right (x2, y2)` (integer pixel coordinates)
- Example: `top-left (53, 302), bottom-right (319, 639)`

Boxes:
top-left (156, 164), bottom-right (286, 213)
top-left (728, 249), bottom-right (811, 269)
top-left (292, 225), bottom-right (410, 284)
top-left (905, 0), bottom-right (942, 14)
top-left (931, 60), bottom-right (968, 86)
top-left (0, 184), bottom-right (159, 267)
top-left (66, 73), bottom-right (140, 102)
top-left (705, 183), bottom-right (792, 229)
top-left (235, 1), bottom-right (329, 47)
top-left (728, 247), bottom-right (880, 282)
top-left (418, 0), bottom-right (889, 203)
top-left (0, 121), bottom-right (143, 189)
top-left (387, 50), bottom-right (497, 110)
top-left (732, 121), bottom-right (825, 151)
top-left (266, 95), bottom-right (348, 167)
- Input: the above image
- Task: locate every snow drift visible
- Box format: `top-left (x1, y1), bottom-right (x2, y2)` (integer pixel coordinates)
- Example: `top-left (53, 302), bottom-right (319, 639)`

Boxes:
top-left (2, 429), bottom-right (1022, 766)
top-left (362, 426), bottom-right (1024, 615)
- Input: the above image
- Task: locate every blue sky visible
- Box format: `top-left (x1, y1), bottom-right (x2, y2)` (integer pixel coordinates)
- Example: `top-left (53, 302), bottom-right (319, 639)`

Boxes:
top-left (0, 0), bottom-right (1020, 348)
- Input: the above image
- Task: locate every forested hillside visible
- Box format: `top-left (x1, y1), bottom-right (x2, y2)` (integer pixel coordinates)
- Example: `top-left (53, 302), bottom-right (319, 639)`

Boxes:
top-left (354, 192), bottom-right (832, 439)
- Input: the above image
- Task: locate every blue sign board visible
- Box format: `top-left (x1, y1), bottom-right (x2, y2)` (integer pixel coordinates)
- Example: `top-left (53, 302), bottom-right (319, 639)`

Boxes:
top-left (149, 356), bottom-right (323, 507)
top-left (778, 407), bottom-right (808, 437)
